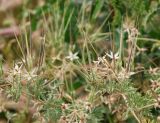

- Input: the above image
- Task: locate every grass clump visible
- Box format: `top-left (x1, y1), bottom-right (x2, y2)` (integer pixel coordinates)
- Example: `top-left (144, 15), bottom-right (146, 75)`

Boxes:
top-left (0, 0), bottom-right (160, 123)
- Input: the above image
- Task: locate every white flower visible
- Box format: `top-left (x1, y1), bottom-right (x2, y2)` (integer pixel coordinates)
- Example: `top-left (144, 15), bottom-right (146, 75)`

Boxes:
top-left (118, 67), bottom-right (135, 79)
top-left (13, 64), bottom-right (22, 75)
top-left (93, 56), bottom-right (105, 65)
top-left (106, 51), bottom-right (119, 60)
top-left (23, 68), bottom-right (37, 81)
top-left (66, 51), bottom-right (79, 61)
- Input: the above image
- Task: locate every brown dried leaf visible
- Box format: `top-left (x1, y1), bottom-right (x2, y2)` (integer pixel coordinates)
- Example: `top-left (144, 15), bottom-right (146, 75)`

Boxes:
top-left (0, 0), bottom-right (22, 11)
top-left (0, 26), bottom-right (20, 37)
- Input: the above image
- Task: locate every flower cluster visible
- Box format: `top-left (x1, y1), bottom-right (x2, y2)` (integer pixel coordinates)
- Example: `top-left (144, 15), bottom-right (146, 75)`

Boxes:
top-left (7, 61), bottom-right (38, 86)
top-left (59, 100), bottom-right (92, 123)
